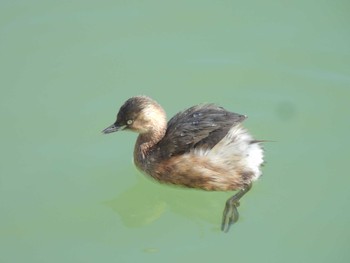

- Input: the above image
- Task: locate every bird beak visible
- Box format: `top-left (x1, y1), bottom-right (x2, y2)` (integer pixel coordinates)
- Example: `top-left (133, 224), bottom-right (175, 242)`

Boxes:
top-left (102, 123), bottom-right (125, 134)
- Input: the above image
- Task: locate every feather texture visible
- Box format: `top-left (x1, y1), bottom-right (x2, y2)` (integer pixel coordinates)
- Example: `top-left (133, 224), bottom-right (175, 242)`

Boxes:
top-left (155, 104), bottom-right (246, 159)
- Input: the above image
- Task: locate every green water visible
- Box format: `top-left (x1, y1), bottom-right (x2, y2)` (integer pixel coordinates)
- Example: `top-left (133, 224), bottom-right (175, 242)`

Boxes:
top-left (1, 0), bottom-right (349, 262)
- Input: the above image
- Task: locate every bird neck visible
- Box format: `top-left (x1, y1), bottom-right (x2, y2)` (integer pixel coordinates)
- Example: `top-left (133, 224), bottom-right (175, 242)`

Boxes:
top-left (134, 117), bottom-right (167, 160)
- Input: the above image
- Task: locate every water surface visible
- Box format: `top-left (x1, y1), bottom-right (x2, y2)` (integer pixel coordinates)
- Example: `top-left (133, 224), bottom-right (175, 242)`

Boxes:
top-left (1, 0), bottom-right (349, 262)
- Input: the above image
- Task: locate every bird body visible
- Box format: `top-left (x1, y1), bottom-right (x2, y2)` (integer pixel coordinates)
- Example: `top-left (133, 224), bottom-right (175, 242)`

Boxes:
top-left (103, 96), bottom-right (264, 232)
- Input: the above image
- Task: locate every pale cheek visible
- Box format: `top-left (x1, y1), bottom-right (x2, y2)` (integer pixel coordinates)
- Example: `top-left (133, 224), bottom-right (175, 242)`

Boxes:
top-left (132, 121), bottom-right (150, 134)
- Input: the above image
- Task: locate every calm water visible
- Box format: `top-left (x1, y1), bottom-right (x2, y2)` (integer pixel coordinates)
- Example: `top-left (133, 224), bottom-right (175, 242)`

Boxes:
top-left (1, 0), bottom-right (349, 262)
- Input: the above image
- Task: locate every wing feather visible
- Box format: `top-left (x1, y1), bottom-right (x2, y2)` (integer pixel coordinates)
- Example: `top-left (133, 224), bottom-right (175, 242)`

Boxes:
top-left (155, 104), bottom-right (246, 159)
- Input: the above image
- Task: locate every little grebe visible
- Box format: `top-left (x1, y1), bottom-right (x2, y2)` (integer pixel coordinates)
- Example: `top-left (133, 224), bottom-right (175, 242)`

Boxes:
top-left (102, 96), bottom-right (264, 232)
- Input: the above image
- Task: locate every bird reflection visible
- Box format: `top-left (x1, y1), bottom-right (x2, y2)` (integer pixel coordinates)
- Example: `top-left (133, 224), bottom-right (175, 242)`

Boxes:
top-left (104, 175), bottom-right (227, 229)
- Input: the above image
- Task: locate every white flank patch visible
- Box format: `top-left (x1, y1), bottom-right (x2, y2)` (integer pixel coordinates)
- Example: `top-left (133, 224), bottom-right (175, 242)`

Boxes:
top-left (194, 125), bottom-right (264, 181)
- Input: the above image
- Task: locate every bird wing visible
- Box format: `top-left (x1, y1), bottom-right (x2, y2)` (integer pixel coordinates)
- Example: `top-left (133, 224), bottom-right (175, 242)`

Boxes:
top-left (155, 104), bottom-right (246, 159)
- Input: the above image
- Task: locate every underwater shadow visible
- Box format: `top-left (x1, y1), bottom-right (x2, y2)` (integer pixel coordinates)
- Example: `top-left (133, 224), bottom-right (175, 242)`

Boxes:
top-left (104, 175), bottom-right (228, 229)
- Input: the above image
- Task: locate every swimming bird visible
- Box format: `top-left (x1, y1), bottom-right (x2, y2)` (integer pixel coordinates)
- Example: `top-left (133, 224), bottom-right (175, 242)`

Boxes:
top-left (102, 96), bottom-right (264, 232)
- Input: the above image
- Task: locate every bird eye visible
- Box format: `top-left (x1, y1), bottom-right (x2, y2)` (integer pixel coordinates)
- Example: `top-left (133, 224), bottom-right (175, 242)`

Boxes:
top-left (126, 120), bottom-right (133, 125)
